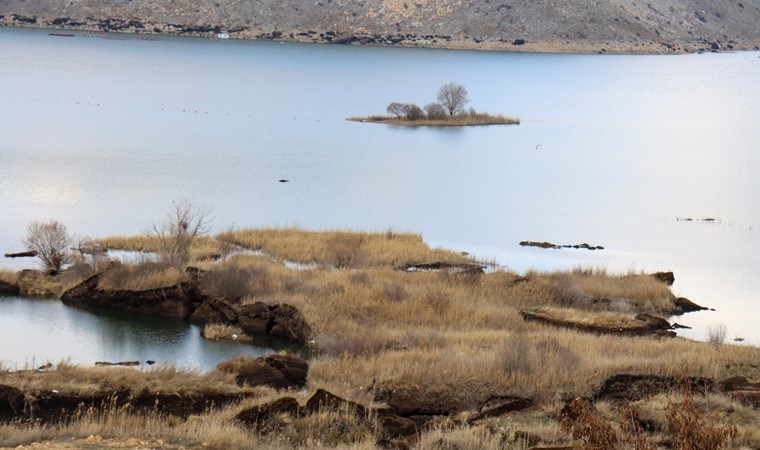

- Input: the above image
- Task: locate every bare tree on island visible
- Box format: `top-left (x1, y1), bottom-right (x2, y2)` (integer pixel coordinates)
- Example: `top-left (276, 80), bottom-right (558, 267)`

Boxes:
top-left (23, 220), bottom-right (71, 274)
top-left (437, 82), bottom-right (469, 116)
top-left (149, 200), bottom-right (211, 266)
top-left (386, 102), bottom-right (407, 118)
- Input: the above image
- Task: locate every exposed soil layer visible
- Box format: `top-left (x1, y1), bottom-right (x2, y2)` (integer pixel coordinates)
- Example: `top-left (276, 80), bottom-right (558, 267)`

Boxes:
top-left (519, 309), bottom-right (677, 337)
top-left (0, 383), bottom-right (248, 423)
top-left (60, 267), bottom-right (312, 345)
top-left (237, 388), bottom-right (533, 445)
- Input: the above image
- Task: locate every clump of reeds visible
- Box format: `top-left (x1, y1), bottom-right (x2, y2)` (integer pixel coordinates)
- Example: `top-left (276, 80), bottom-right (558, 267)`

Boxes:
top-left (202, 323), bottom-right (252, 342)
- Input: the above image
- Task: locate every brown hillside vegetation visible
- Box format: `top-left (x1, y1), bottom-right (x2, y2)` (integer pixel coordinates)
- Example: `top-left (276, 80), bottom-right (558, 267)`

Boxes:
top-left (1, 0), bottom-right (760, 53)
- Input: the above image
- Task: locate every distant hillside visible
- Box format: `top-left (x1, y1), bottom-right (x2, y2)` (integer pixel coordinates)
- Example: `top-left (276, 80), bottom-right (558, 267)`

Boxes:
top-left (2, 0), bottom-right (759, 53)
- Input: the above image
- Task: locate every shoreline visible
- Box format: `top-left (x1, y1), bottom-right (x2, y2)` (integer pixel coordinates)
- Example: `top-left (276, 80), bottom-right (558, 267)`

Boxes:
top-left (2, 20), bottom-right (760, 56)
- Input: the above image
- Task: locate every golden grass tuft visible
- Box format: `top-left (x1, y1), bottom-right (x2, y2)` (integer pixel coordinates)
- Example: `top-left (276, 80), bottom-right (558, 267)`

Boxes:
top-left (216, 227), bottom-right (471, 267)
top-left (95, 235), bottom-right (223, 262)
top-left (0, 269), bottom-right (19, 284)
top-left (97, 263), bottom-right (187, 291)
top-left (202, 323), bottom-right (253, 342)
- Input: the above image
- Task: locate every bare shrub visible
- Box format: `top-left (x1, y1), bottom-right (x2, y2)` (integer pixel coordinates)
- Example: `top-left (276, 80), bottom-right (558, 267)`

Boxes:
top-left (497, 335), bottom-right (533, 373)
top-left (215, 227), bottom-right (241, 260)
top-left (547, 274), bottom-right (593, 307)
top-left (348, 271), bottom-right (370, 285)
top-left (405, 103), bottom-right (424, 121)
top-left (148, 200), bottom-right (211, 266)
top-left (403, 330), bottom-right (447, 348)
top-left (381, 282), bottom-right (407, 302)
top-left (425, 102), bottom-right (447, 120)
top-left (425, 290), bottom-right (451, 314)
top-left (560, 398), bottom-right (621, 449)
top-left (318, 327), bottom-right (395, 357)
top-left (200, 266), bottom-right (259, 299)
top-left (283, 277), bottom-right (316, 295)
top-left (23, 220), bottom-right (72, 274)
top-left (324, 234), bottom-right (364, 268)
top-left (386, 102), bottom-right (406, 118)
top-left (98, 260), bottom-right (185, 291)
top-left (437, 82), bottom-right (469, 116)
top-left (666, 382), bottom-right (737, 449)
top-left (707, 324), bottom-right (728, 346)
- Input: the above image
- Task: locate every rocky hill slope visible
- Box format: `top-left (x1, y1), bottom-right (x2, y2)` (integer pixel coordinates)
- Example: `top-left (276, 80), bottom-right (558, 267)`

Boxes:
top-left (1, 0), bottom-right (759, 53)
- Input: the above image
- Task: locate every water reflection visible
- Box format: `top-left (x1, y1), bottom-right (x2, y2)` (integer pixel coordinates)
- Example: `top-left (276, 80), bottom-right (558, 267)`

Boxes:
top-left (0, 294), bottom-right (272, 370)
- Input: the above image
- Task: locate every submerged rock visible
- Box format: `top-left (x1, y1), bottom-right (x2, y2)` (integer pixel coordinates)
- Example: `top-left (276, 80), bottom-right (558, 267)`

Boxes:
top-left (4, 250), bottom-right (37, 258)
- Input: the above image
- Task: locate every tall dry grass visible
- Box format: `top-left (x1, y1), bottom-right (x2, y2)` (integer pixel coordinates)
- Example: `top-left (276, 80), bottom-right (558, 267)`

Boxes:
top-left (97, 261), bottom-right (188, 291)
top-left (216, 227), bottom-right (471, 268)
top-left (0, 269), bottom-right (19, 284)
top-left (7, 227), bottom-right (760, 447)
top-left (95, 235), bottom-right (223, 261)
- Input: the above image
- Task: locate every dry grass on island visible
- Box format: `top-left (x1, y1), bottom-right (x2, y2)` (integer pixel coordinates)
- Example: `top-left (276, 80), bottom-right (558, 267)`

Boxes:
top-left (4, 213), bottom-right (760, 448)
top-left (349, 82), bottom-right (520, 127)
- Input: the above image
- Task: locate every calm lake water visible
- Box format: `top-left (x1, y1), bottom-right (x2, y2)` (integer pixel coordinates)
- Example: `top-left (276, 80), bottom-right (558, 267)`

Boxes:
top-left (0, 293), bottom-right (272, 370)
top-left (1, 26), bottom-right (759, 361)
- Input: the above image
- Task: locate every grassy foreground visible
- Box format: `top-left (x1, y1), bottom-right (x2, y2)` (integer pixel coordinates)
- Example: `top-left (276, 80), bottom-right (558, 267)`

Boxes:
top-left (3, 227), bottom-right (760, 448)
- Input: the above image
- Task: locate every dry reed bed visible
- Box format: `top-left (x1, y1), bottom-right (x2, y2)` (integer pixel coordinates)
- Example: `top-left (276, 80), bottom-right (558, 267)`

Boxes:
top-left (214, 253), bottom-right (760, 410)
top-left (95, 235), bottom-right (223, 261)
top-left (0, 269), bottom-right (19, 284)
top-left (4, 229), bottom-right (760, 448)
top-left (0, 364), bottom-right (242, 396)
top-left (217, 227), bottom-right (471, 267)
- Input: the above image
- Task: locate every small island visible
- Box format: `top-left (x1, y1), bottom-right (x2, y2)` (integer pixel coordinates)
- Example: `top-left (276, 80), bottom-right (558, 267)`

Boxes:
top-left (348, 82), bottom-right (520, 127)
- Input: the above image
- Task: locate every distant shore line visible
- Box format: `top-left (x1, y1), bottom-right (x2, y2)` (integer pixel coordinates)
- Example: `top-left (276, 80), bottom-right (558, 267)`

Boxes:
top-left (1, 20), bottom-right (757, 55)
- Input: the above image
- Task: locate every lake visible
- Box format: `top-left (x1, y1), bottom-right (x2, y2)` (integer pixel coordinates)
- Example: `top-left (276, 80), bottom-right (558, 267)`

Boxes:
top-left (1, 26), bottom-right (759, 360)
top-left (0, 293), bottom-right (272, 371)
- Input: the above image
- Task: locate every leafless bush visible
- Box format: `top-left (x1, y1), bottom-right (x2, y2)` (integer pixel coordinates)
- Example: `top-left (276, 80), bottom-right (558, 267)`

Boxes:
top-left (318, 328), bottom-right (395, 357)
top-left (666, 381), bottom-right (737, 449)
top-left (381, 282), bottom-right (407, 302)
top-left (547, 274), bottom-right (593, 307)
top-left (215, 227), bottom-right (241, 260)
top-left (405, 103), bottom-right (424, 121)
top-left (402, 330), bottom-right (447, 348)
top-left (707, 324), bottom-right (727, 346)
top-left (424, 290), bottom-right (451, 314)
top-left (200, 266), bottom-right (260, 299)
top-left (324, 234), bottom-right (364, 268)
top-left (148, 200), bottom-right (211, 266)
top-left (386, 102), bottom-right (406, 118)
top-left (348, 271), bottom-right (370, 285)
top-left (425, 102), bottom-right (447, 120)
top-left (23, 220), bottom-right (72, 274)
top-left (497, 335), bottom-right (533, 373)
top-left (560, 398), bottom-right (621, 449)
